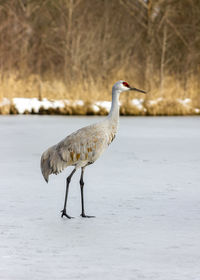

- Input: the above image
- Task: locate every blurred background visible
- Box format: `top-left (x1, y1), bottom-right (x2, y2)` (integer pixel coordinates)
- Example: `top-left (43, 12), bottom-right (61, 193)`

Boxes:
top-left (0, 0), bottom-right (200, 115)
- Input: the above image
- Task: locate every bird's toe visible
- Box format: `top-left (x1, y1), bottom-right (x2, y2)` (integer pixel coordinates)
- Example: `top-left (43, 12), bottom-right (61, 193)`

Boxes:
top-left (61, 210), bottom-right (74, 219)
top-left (80, 214), bottom-right (96, 218)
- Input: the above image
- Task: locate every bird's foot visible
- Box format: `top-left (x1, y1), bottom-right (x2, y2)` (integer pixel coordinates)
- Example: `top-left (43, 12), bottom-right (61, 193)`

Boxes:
top-left (61, 209), bottom-right (74, 219)
top-left (80, 213), bottom-right (95, 218)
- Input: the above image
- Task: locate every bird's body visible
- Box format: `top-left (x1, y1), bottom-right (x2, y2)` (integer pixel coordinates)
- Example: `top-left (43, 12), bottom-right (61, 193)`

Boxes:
top-left (40, 81), bottom-right (146, 218)
top-left (41, 117), bottom-right (118, 182)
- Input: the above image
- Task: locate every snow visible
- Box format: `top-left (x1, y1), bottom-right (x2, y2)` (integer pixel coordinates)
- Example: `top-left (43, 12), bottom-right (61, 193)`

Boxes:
top-left (148, 97), bottom-right (163, 106)
top-left (12, 98), bottom-right (66, 114)
top-left (0, 116), bottom-right (200, 280)
top-left (11, 98), bottom-right (112, 114)
top-left (73, 100), bottom-right (84, 106)
top-left (176, 98), bottom-right (200, 114)
top-left (0, 98), bottom-right (10, 107)
top-left (91, 104), bottom-right (100, 113)
top-left (1, 97), bottom-right (199, 115)
top-left (177, 98), bottom-right (191, 106)
top-left (95, 101), bottom-right (111, 112)
top-left (194, 108), bottom-right (200, 113)
top-left (131, 98), bottom-right (145, 111)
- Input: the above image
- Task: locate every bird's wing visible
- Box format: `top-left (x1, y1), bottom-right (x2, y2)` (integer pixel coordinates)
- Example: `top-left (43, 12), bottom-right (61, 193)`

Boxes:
top-left (56, 124), bottom-right (109, 165)
top-left (41, 122), bottom-right (113, 182)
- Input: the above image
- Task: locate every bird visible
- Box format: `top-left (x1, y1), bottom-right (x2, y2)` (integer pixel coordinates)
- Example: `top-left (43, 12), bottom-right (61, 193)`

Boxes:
top-left (40, 80), bottom-right (146, 219)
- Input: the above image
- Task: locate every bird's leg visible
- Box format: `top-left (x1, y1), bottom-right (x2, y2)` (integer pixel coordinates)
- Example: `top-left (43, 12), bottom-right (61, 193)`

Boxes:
top-left (80, 167), bottom-right (95, 218)
top-left (61, 168), bottom-right (76, 219)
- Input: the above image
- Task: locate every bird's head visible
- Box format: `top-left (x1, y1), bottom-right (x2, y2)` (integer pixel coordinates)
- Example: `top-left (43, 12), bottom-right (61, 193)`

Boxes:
top-left (112, 80), bottom-right (146, 94)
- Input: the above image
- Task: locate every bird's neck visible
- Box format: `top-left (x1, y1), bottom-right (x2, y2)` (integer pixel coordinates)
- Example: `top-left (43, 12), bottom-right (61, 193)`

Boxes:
top-left (107, 89), bottom-right (120, 124)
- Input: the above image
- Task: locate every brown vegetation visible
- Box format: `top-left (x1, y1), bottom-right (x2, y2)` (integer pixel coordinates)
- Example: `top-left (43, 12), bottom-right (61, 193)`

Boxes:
top-left (0, 0), bottom-right (200, 115)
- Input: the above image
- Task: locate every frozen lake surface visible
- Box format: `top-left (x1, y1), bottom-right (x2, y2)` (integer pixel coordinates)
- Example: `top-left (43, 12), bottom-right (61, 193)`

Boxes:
top-left (0, 116), bottom-right (200, 280)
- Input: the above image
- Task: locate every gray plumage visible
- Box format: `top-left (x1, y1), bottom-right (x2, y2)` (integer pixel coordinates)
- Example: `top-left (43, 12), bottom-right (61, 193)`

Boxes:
top-left (41, 120), bottom-right (115, 183)
top-left (40, 81), bottom-right (146, 218)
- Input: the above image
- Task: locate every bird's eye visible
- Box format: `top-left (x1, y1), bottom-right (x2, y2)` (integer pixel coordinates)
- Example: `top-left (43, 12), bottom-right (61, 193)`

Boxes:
top-left (122, 82), bottom-right (130, 88)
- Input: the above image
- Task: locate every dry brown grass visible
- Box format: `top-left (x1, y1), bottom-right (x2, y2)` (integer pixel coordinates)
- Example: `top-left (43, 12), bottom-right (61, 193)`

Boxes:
top-left (0, 73), bottom-right (199, 116)
top-left (0, 71), bottom-right (144, 101)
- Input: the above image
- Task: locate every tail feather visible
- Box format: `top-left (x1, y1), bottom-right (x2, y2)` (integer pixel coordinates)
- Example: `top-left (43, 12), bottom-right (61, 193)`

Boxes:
top-left (40, 145), bottom-right (68, 183)
top-left (40, 152), bottom-right (51, 183)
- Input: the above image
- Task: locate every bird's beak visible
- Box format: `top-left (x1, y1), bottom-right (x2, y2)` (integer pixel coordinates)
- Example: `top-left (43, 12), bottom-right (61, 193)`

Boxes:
top-left (130, 87), bottom-right (146, 94)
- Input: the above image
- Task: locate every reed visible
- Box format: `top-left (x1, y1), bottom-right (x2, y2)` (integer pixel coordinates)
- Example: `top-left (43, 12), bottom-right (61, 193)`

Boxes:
top-left (0, 73), bottom-right (199, 116)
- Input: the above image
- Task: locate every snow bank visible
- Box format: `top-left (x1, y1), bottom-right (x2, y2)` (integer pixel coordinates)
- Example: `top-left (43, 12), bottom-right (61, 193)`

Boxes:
top-left (0, 97), bottom-right (199, 115)
top-left (12, 98), bottom-right (65, 114)
top-left (95, 101), bottom-right (111, 112)
top-left (11, 98), bottom-right (113, 114)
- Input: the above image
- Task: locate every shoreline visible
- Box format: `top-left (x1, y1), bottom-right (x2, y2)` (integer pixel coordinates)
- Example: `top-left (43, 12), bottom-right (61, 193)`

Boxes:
top-left (0, 97), bottom-right (199, 116)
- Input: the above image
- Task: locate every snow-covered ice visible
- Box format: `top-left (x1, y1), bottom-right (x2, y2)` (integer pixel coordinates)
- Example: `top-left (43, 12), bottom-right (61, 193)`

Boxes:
top-left (0, 116), bottom-right (200, 280)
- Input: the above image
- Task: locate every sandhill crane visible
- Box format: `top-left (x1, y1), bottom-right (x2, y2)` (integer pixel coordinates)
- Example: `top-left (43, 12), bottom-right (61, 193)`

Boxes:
top-left (41, 81), bottom-right (146, 218)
